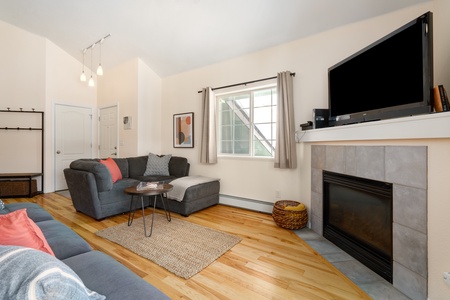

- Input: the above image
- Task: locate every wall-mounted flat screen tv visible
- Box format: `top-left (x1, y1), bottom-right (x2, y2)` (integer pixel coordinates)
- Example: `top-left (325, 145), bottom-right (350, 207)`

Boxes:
top-left (328, 11), bottom-right (433, 126)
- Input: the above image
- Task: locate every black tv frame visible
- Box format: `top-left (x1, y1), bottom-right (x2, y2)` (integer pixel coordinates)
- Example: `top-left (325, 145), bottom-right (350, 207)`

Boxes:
top-left (328, 12), bottom-right (434, 127)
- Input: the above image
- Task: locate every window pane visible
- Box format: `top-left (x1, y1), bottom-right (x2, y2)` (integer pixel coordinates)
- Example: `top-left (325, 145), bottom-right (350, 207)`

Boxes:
top-left (221, 125), bottom-right (232, 140)
top-left (254, 106), bottom-right (273, 123)
top-left (234, 110), bottom-right (250, 125)
top-left (221, 141), bottom-right (233, 154)
top-left (219, 99), bottom-right (232, 111)
top-left (254, 123), bottom-right (273, 140)
top-left (221, 110), bottom-right (232, 125)
top-left (253, 138), bottom-right (272, 156)
top-left (234, 124), bottom-right (250, 140)
top-left (254, 89), bottom-right (274, 107)
top-left (234, 141), bottom-right (249, 154)
top-left (234, 95), bottom-right (250, 108)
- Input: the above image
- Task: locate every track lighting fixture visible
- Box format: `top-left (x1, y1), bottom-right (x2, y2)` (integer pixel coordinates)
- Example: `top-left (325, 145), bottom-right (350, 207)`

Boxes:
top-left (79, 34), bottom-right (111, 86)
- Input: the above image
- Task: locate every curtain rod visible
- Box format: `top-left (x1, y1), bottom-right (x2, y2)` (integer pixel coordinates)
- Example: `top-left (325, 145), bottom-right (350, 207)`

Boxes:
top-left (197, 72), bottom-right (295, 93)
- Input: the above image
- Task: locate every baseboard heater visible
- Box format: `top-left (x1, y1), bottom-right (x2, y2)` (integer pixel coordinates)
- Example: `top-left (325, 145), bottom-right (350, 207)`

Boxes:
top-left (219, 194), bottom-right (274, 214)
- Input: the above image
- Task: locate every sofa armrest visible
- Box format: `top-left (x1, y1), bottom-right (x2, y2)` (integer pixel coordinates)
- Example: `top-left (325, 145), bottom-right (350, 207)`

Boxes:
top-left (69, 160), bottom-right (113, 192)
top-left (64, 168), bottom-right (104, 220)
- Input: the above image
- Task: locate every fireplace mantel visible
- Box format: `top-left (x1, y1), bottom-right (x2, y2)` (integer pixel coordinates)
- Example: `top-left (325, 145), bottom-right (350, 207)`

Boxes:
top-left (300, 111), bottom-right (450, 142)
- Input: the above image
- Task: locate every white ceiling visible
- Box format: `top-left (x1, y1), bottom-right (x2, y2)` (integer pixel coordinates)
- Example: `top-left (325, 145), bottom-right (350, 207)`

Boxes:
top-left (0, 0), bottom-right (430, 77)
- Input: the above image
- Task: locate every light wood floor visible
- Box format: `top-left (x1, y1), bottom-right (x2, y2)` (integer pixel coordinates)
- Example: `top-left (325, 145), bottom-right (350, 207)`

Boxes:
top-left (4, 193), bottom-right (371, 300)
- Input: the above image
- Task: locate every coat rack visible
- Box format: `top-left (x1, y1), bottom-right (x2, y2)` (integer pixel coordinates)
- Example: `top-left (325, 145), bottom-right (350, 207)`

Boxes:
top-left (0, 108), bottom-right (44, 197)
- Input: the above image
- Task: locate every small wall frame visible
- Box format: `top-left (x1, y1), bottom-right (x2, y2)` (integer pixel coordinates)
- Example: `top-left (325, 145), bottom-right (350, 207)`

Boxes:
top-left (173, 112), bottom-right (194, 148)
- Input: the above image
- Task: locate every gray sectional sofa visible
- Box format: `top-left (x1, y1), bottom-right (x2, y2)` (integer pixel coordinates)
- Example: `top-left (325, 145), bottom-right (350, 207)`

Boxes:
top-left (64, 155), bottom-right (220, 219)
top-left (0, 202), bottom-right (169, 299)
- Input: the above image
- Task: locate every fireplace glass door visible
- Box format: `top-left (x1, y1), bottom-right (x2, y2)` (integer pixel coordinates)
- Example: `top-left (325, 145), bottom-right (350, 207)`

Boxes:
top-left (323, 171), bottom-right (393, 282)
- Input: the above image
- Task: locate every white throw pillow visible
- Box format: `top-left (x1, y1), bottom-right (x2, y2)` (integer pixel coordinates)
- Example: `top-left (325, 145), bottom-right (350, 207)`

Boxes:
top-left (143, 153), bottom-right (172, 176)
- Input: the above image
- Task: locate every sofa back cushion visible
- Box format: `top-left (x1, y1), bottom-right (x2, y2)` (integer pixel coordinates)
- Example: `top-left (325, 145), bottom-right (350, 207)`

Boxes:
top-left (127, 156), bottom-right (148, 178)
top-left (112, 158), bottom-right (129, 178)
top-left (169, 156), bottom-right (190, 178)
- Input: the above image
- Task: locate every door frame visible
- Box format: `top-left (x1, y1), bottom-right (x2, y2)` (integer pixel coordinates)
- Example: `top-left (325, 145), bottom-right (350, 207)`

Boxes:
top-left (53, 103), bottom-right (94, 191)
top-left (98, 104), bottom-right (119, 158)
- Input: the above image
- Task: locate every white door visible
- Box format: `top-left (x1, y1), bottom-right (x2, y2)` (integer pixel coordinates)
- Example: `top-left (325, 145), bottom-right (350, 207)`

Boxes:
top-left (99, 106), bottom-right (118, 158)
top-left (54, 105), bottom-right (93, 191)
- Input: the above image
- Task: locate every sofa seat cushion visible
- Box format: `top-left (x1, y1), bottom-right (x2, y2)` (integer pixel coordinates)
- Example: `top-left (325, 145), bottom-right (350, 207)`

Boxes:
top-left (36, 220), bottom-right (92, 260)
top-left (1, 202), bottom-right (53, 222)
top-left (63, 251), bottom-right (170, 300)
top-left (0, 245), bottom-right (105, 300)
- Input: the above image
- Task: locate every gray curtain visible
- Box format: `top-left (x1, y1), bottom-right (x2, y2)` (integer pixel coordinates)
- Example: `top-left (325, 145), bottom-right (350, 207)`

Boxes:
top-left (200, 87), bottom-right (217, 164)
top-left (274, 71), bottom-right (297, 169)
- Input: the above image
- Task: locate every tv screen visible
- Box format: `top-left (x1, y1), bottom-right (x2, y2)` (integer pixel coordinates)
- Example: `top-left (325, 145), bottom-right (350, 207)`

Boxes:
top-left (328, 12), bottom-right (433, 126)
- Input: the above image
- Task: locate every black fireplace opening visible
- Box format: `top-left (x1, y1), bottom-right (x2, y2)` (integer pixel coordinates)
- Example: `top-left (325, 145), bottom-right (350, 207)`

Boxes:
top-left (323, 171), bottom-right (393, 282)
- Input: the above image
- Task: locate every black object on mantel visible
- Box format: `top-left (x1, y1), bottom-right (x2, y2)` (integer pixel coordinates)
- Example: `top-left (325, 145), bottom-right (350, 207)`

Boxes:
top-left (300, 121), bottom-right (313, 131)
top-left (312, 108), bottom-right (329, 129)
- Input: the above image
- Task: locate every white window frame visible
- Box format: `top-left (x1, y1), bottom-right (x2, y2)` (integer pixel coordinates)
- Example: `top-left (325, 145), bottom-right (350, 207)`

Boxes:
top-left (216, 84), bottom-right (277, 158)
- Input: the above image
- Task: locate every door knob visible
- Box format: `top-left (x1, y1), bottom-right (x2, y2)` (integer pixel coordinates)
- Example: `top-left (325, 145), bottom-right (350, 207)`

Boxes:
top-left (56, 150), bottom-right (61, 154)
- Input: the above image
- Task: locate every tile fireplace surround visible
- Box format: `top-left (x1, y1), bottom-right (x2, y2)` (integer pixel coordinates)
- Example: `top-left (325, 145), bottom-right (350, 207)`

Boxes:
top-left (310, 145), bottom-right (427, 300)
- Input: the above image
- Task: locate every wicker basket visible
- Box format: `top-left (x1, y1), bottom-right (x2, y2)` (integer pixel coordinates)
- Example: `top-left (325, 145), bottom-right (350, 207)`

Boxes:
top-left (272, 200), bottom-right (308, 230)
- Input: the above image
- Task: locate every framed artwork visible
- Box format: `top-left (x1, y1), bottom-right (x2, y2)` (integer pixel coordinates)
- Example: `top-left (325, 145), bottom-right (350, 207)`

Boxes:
top-left (173, 112), bottom-right (194, 148)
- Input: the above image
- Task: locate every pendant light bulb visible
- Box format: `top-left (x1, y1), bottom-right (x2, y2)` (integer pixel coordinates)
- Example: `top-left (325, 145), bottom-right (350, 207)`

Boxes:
top-left (88, 46), bottom-right (95, 87)
top-left (80, 49), bottom-right (87, 82)
top-left (97, 39), bottom-right (104, 76)
top-left (97, 64), bottom-right (103, 76)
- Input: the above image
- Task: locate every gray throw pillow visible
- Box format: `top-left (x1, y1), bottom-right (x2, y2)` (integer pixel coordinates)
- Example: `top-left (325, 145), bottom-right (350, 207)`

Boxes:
top-left (143, 153), bottom-right (172, 176)
top-left (0, 245), bottom-right (105, 300)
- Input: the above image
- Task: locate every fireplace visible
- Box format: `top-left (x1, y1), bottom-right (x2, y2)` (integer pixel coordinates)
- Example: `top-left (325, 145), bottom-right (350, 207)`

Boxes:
top-left (310, 145), bottom-right (428, 299)
top-left (323, 171), bottom-right (393, 282)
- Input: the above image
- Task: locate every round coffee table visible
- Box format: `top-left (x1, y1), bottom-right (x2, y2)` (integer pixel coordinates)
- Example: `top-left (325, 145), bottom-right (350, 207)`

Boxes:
top-left (125, 183), bottom-right (173, 237)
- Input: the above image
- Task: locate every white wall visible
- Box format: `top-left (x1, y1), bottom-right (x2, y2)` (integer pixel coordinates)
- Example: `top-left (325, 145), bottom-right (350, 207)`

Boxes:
top-left (137, 58), bottom-right (162, 155)
top-left (160, 2), bottom-right (437, 204)
top-left (98, 58), bottom-right (163, 157)
top-left (0, 20), bottom-right (97, 192)
top-left (98, 59), bottom-right (139, 158)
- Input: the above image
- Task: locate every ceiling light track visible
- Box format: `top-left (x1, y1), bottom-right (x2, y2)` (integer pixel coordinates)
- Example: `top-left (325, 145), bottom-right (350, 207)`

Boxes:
top-left (82, 34), bottom-right (111, 52)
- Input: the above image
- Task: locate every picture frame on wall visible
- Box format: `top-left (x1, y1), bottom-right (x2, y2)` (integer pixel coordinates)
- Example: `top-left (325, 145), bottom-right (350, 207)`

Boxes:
top-left (173, 112), bottom-right (194, 148)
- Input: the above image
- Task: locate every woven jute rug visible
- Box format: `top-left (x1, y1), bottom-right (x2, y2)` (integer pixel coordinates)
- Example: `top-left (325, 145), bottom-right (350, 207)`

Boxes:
top-left (96, 213), bottom-right (241, 279)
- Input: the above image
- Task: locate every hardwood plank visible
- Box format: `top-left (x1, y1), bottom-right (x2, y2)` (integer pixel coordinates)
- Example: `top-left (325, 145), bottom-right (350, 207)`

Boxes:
top-left (3, 194), bottom-right (371, 300)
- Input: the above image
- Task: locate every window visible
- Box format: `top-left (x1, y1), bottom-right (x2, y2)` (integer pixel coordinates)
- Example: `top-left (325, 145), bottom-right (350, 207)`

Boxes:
top-left (217, 86), bottom-right (277, 157)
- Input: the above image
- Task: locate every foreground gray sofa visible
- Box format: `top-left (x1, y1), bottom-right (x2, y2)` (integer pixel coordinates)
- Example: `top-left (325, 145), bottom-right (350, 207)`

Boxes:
top-left (0, 202), bottom-right (169, 299)
top-left (64, 155), bottom-right (220, 219)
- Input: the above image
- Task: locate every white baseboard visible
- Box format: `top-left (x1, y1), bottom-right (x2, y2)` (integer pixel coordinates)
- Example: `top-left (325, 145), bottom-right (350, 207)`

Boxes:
top-left (219, 194), bottom-right (273, 214)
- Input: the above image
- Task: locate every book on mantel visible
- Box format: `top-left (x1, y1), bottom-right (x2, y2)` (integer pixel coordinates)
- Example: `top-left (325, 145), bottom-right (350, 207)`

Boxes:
top-left (434, 85), bottom-right (450, 112)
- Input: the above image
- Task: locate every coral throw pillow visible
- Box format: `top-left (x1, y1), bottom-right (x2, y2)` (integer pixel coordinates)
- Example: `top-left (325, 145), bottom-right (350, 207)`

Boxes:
top-left (0, 209), bottom-right (55, 256)
top-left (100, 157), bottom-right (123, 183)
